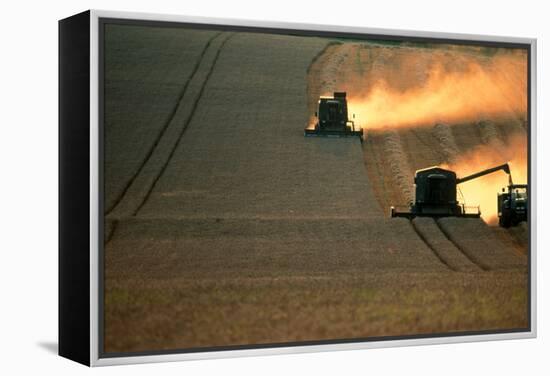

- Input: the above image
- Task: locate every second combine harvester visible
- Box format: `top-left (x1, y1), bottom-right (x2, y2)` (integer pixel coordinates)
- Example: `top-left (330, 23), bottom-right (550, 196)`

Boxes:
top-left (391, 163), bottom-right (514, 220)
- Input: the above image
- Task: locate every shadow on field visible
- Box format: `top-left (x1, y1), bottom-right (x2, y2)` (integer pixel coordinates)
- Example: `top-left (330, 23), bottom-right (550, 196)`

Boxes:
top-left (37, 341), bottom-right (58, 354)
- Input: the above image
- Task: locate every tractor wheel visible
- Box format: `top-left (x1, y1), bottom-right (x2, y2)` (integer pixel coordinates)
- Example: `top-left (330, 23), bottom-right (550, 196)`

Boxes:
top-left (499, 215), bottom-right (511, 228)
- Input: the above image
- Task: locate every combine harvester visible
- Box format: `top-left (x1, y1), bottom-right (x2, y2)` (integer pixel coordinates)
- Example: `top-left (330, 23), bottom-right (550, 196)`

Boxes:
top-left (305, 92), bottom-right (363, 140)
top-left (391, 163), bottom-right (516, 220)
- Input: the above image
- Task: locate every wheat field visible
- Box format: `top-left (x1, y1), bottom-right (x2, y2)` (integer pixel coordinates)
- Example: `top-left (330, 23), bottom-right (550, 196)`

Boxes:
top-left (103, 26), bottom-right (529, 353)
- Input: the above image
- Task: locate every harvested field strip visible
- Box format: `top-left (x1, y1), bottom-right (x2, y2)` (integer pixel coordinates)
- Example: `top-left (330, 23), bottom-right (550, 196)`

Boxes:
top-left (362, 130), bottom-right (410, 212)
top-left (497, 118), bottom-right (527, 142)
top-left (105, 32), bottom-right (222, 215)
top-left (307, 42), bottom-right (353, 126)
top-left (433, 123), bottom-right (460, 164)
top-left (133, 33), bottom-right (235, 215)
top-left (107, 33), bottom-right (234, 218)
top-left (306, 42), bottom-right (336, 120)
top-left (307, 41), bottom-right (341, 75)
top-left (410, 128), bottom-right (446, 161)
top-left (362, 131), bottom-right (390, 213)
top-left (437, 218), bottom-right (527, 271)
top-left (412, 218), bottom-right (481, 272)
top-left (319, 44), bottom-right (354, 94)
top-left (383, 129), bottom-right (414, 203)
top-left (400, 127), bottom-right (446, 171)
top-left (448, 122), bottom-right (483, 155)
top-left (307, 42), bottom-right (385, 216)
top-left (478, 119), bottom-right (505, 149)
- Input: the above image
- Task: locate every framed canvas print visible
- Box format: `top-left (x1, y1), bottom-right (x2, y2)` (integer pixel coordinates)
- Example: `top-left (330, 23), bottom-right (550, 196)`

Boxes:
top-left (59, 10), bottom-right (537, 366)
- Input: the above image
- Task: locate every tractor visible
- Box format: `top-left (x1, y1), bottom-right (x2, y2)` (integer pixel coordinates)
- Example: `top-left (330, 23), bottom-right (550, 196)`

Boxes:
top-left (498, 184), bottom-right (528, 227)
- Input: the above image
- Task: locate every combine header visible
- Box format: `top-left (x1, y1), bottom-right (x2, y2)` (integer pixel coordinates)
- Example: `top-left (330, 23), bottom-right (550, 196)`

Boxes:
top-left (305, 92), bottom-right (363, 140)
top-left (391, 163), bottom-right (512, 219)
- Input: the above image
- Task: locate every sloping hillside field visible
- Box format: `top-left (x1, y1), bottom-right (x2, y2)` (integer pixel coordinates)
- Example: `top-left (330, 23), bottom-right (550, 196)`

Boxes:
top-left (103, 25), bottom-right (529, 353)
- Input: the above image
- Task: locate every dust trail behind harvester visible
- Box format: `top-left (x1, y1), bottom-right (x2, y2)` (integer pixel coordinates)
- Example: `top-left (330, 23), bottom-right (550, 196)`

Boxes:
top-left (342, 47), bottom-right (527, 130)
top-left (312, 43), bottom-right (528, 224)
top-left (443, 135), bottom-right (527, 224)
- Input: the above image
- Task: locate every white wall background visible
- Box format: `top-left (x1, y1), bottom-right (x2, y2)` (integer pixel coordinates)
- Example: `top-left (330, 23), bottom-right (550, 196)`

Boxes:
top-left (0, 0), bottom-right (547, 374)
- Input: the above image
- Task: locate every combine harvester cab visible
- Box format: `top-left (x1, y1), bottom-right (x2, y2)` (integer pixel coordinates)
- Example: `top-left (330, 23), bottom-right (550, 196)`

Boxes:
top-left (391, 163), bottom-right (512, 220)
top-left (304, 92), bottom-right (363, 140)
top-left (498, 184), bottom-right (528, 227)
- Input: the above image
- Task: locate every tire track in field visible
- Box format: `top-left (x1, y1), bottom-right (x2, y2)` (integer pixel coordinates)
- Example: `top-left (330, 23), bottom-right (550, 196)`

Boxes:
top-left (400, 126), bottom-right (487, 272)
top-left (426, 121), bottom-right (523, 271)
top-left (409, 219), bottom-right (456, 271)
top-left (434, 218), bottom-right (490, 271)
top-left (105, 32), bottom-right (222, 216)
top-left (133, 33), bottom-right (235, 215)
top-left (412, 217), bottom-right (482, 272)
top-left (430, 118), bottom-right (525, 271)
top-left (436, 217), bottom-right (527, 270)
top-left (105, 219), bottom-right (119, 245)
